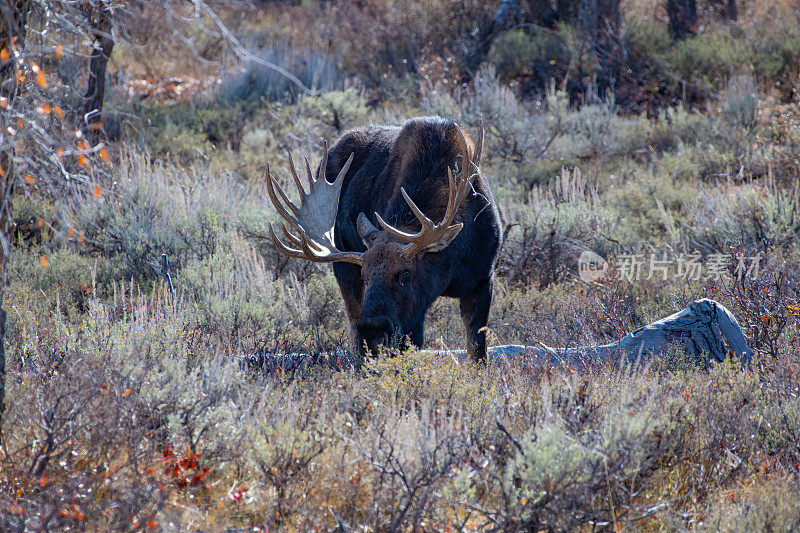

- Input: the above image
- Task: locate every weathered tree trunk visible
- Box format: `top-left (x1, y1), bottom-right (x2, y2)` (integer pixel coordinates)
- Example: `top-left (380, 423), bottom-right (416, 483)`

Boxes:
top-left (244, 299), bottom-right (752, 373)
top-left (463, 0), bottom-right (521, 77)
top-left (0, 0), bottom-right (32, 437)
top-left (490, 299), bottom-right (751, 369)
top-left (716, 0), bottom-right (737, 21)
top-left (724, 0), bottom-right (737, 21)
top-left (666, 0), bottom-right (697, 40)
top-left (578, 0), bottom-right (621, 102)
top-left (82, 4), bottom-right (114, 144)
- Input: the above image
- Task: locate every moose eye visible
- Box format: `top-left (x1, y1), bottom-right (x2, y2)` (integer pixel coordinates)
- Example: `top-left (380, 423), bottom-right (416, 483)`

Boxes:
top-left (398, 270), bottom-right (411, 285)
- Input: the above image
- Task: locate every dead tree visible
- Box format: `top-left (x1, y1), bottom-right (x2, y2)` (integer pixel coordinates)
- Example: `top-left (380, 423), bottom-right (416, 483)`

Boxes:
top-left (0, 0), bottom-right (32, 434)
top-left (490, 299), bottom-right (752, 369)
top-left (82, 3), bottom-right (115, 144)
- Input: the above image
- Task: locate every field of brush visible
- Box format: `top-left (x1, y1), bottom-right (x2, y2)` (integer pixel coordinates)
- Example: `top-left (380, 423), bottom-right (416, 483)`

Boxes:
top-left (2, 1), bottom-right (800, 530)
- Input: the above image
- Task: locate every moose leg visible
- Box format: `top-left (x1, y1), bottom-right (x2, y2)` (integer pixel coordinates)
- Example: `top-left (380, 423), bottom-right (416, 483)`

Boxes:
top-left (333, 262), bottom-right (365, 351)
top-left (460, 277), bottom-right (493, 363)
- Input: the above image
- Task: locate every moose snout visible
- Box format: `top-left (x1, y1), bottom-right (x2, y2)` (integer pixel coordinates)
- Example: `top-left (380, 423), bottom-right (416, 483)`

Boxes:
top-left (356, 316), bottom-right (399, 355)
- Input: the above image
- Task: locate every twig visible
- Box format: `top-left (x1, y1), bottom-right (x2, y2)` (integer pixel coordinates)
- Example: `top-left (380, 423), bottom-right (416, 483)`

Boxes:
top-left (147, 252), bottom-right (174, 307)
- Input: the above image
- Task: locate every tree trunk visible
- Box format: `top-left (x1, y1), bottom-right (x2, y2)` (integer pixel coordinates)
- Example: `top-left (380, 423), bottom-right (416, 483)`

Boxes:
top-left (0, 0), bottom-right (32, 437)
top-left (721, 0), bottom-right (737, 21)
top-left (578, 0), bottom-right (621, 102)
top-left (666, 0), bottom-right (697, 40)
top-left (82, 4), bottom-right (114, 145)
top-left (462, 0), bottom-right (521, 78)
top-left (490, 298), bottom-right (752, 369)
top-left (521, 0), bottom-right (558, 27)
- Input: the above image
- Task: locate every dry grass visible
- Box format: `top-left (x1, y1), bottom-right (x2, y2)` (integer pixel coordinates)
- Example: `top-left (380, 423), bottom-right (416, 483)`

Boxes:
top-left (2, 1), bottom-right (800, 530)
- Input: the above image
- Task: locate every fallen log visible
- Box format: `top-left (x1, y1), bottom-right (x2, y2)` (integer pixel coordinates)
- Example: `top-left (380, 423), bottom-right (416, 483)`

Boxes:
top-left (241, 299), bottom-right (751, 373)
top-left (484, 298), bottom-right (752, 369)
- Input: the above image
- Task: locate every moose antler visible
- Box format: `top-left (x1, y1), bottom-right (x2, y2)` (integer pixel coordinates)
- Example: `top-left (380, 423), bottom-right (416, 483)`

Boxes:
top-left (375, 123), bottom-right (481, 259)
top-left (267, 143), bottom-right (363, 265)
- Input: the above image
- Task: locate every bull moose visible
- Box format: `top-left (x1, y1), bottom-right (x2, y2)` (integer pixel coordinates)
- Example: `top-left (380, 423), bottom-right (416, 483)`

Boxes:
top-left (266, 116), bottom-right (502, 362)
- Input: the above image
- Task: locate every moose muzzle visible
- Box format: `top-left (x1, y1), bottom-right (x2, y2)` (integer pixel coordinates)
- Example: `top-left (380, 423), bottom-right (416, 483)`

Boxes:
top-left (356, 316), bottom-right (401, 355)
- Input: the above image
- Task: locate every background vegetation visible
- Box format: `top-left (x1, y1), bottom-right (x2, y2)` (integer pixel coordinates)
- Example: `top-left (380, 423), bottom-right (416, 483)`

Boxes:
top-left (1, 0), bottom-right (799, 530)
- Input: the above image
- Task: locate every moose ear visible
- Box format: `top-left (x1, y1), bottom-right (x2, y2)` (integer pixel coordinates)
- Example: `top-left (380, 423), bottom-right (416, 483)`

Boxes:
top-left (357, 212), bottom-right (381, 247)
top-left (424, 223), bottom-right (463, 253)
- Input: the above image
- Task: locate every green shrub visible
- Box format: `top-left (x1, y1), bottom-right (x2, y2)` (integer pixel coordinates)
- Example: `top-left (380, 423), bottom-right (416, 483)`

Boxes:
top-left (299, 88), bottom-right (371, 133)
top-left (662, 30), bottom-right (741, 92)
top-left (488, 29), bottom-right (567, 82)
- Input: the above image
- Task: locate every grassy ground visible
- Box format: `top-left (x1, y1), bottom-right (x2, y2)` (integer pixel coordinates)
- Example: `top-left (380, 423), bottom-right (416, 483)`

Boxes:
top-left (2, 1), bottom-right (800, 531)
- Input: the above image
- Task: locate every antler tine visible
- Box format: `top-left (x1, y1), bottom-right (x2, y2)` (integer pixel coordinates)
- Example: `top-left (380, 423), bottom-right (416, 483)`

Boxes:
top-left (268, 223), bottom-right (306, 259)
top-left (454, 123), bottom-right (470, 168)
top-left (286, 151), bottom-right (306, 198)
top-left (401, 188), bottom-right (435, 229)
top-left (334, 152), bottom-right (355, 189)
top-left (266, 170), bottom-right (303, 233)
top-left (316, 140), bottom-right (328, 189)
top-left (267, 163), bottom-right (299, 218)
top-left (304, 156), bottom-right (314, 189)
top-left (281, 222), bottom-right (302, 247)
top-left (474, 119), bottom-right (484, 165)
top-left (453, 122), bottom-right (481, 188)
top-left (444, 166), bottom-right (458, 225)
top-left (375, 211), bottom-right (416, 241)
top-left (444, 164), bottom-right (473, 226)
top-left (271, 220), bottom-right (362, 265)
top-left (281, 222), bottom-right (324, 253)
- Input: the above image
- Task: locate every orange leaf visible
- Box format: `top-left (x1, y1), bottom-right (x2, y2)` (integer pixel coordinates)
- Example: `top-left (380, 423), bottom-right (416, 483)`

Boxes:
top-left (23, 175), bottom-right (35, 184)
top-left (0, 96), bottom-right (7, 108)
top-left (53, 106), bottom-right (64, 119)
top-left (147, 520), bottom-right (157, 529)
top-left (78, 231), bottom-right (85, 243)
top-left (0, 48), bottom-right (9, 64)
top-left (78, 155), bottom-right (90, 169)
top-left (32, 63), bottom-right (46, 87)
top-left (100, 148), bottom-right (109, 162)
top-left (121, 388), bottom-right (132, 398)
top-left (16, 117), bottom-right (23, 129)
top-left (55, 44), bottom-right (63, 59)
top-left (93, 186), bottom-right (102, 198)
top-left (37, 218), bottom-right (44, 228)
top-left (67, 227), bottom-right (75, 238)
top-left (38, 104), bottom-right (50, 115)
top-left (56, 148), bottom-right (64, 160)
top-left (40, 255), bottom-right (49, 268)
